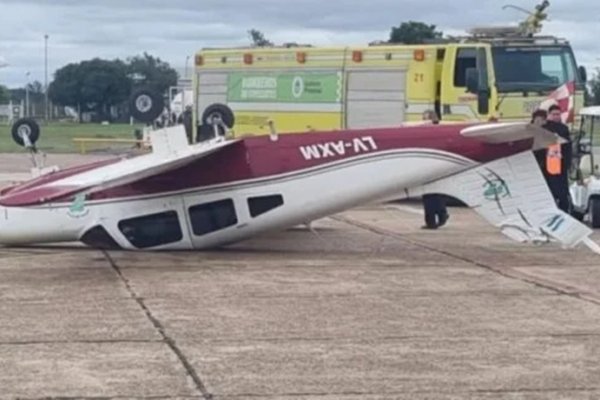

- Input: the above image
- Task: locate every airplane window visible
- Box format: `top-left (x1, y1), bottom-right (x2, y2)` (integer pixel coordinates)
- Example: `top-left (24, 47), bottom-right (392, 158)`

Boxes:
top-left (248, 194), bottom-right (284, 217)
top-left (118, 211), bottom-right (183, 249)
top-left (189, 199), bottom-right (238, 236)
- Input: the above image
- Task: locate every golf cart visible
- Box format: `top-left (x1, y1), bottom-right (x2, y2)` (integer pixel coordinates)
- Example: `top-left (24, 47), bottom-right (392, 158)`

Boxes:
top-left (570, 106), bottom-right (600, 228)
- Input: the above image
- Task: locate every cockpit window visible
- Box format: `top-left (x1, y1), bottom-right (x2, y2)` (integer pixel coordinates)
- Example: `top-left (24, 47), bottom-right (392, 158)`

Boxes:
top-left (492, 46), bottom-right (579, 92)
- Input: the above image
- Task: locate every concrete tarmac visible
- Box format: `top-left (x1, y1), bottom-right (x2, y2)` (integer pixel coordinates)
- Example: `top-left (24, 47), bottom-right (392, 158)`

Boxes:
top-left (1, 155), bottom-right (600, 399)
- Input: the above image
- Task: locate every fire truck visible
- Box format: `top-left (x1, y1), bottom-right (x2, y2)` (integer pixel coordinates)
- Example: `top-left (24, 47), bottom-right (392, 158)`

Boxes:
top-left (192, 1), bottom-right (587, 136)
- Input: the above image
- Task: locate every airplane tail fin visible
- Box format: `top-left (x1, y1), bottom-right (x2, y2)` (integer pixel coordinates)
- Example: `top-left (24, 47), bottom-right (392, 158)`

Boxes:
top-left (409, 151), bottom-right (600, 253)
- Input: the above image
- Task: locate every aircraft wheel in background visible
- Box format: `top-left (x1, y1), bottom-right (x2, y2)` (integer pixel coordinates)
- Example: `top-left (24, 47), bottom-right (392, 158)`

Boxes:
top-left (129, 88), bottom-right (164, 123)
top-left (202, 103), bottom-right (235, 129)
top-left (11, 118), bottom-right (40, 147)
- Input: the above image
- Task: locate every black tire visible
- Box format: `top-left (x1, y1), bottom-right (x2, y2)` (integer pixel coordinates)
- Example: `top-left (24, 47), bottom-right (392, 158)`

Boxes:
top-left (591, 197), bottom-right (600, 229)
top-left (11, 118), bottom-right (40, 147)
top-left (129, 88), bottom-right (164, 123)
top-left (201, 103), bottom-right (235, 128)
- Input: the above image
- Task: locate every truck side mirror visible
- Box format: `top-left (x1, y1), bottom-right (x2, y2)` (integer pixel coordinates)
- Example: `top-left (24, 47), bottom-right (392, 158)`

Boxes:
top-left (579, 66), bottom-right (588, 83)
top-left (466, 68), bottom-right (479, 94)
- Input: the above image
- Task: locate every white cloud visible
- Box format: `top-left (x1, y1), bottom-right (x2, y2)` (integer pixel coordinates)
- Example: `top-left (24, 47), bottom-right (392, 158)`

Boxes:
top-left (0, 0), bottom-right (597, 87)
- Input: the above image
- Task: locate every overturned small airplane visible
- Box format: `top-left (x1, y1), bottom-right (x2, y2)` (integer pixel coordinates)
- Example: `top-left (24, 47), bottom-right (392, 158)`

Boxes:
top-left (2, 100), bottom-right (599, 253)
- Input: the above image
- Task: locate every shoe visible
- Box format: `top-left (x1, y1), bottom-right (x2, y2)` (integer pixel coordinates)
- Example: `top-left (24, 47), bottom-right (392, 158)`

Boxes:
top-left (421, 224), bottom-right (438, 230)
top-left (438, 213), bottom-right (449, 227)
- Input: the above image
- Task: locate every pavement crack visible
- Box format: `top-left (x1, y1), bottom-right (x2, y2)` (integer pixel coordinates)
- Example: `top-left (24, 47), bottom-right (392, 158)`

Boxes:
top-left (101, 250), bottom-right (213, 400)
top-left (335, 215), bottom-right (600, 307)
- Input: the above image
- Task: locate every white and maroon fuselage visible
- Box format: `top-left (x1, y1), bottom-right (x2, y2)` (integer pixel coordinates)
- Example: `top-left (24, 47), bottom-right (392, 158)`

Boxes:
top-left (0, 124), bottom-right (531, 250)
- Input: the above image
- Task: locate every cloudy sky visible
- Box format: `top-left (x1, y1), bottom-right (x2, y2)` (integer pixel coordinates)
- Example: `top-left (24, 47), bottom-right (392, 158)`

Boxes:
top-left (0, 0), bottom-right (598, 88)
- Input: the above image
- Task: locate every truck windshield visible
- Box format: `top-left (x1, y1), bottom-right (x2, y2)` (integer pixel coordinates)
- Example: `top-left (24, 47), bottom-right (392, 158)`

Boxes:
top-left (492, 46), bottom-right (578, 92)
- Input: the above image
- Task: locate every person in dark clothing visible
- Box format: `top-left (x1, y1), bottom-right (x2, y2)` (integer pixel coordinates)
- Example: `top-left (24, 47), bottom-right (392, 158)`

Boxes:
top-left (420, 110), bottom-right (449, 229)
top-left (533, 105), bottom-right (572, 213)
top-left (422, 194), bottom-right (449, 229)
top-left (532, 109), bottom-right (548, 166)
top-left (182, 106), bottom-right (193, 143)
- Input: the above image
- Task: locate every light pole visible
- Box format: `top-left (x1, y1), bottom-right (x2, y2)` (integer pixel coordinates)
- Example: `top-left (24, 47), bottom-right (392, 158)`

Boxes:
top-left (44, 34), bottom-right (49, 122)
top-left (185, 55), bottom-right (191, 79)
top-left (25, 71), bottom-right (30, 117)
top-left (182, 55), bottom-right (191, 115)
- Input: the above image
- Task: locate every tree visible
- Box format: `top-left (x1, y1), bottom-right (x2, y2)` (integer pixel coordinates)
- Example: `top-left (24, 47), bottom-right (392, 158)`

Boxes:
top-left (27, 80), bottom-right (44, 94)
top-left (48, 63), bottom-right (82, 112)
top-left (248, 29), bottom-right (273, 47)
top-left (12, 81), bottom-right (45, 104)
top-left (48, 54), bottom-right (176, 122)
top-left (49, 58), bottom-right (131, 121)
top-left (389, 21), bottom-right (443, 44)
top-left (126, 52), bottom-right (178, 94)
top-left (0, 85), bottom-right (9, 103)
top-left (10, 80), bottom-right (45, 116)
top-left (79, 58), bottom-right (131, 117)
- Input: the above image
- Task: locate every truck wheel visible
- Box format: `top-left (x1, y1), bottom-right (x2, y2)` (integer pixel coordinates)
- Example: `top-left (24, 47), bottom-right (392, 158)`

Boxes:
top-left (202, 104), bottom-right (235, 128)
top-left (11, 118), bottom-right (40, 147)
top-left (568, 192), bottom-right (584, 221)
top-left (129, 88), bottom-right (164, 123)
top-left (591, 198), bottom-right (600, 229)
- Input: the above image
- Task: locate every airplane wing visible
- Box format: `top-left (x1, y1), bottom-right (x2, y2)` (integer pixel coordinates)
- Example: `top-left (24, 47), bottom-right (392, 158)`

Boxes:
top-left (408, 150), bottom-right (600, 254)
top-left (64, 126), bottom-right (239, 194)
top-left (0, 126), bottom-right (240, 206)
top-left (461, 121), bottom-right (565, 148)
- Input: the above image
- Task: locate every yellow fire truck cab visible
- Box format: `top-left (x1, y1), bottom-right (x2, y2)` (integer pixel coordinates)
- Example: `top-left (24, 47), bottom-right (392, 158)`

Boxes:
top-left (193, 14), bottom-right (586, 137)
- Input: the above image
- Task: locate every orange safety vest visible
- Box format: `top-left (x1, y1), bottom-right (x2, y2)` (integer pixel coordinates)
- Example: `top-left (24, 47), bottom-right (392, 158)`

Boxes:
top-left (546, 143), bottom-right (562, 175)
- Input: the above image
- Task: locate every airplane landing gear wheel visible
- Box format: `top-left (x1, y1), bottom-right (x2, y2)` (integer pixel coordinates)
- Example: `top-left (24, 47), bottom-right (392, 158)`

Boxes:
top-left (202, 103), bottom-right (235, 128)
top-left (200, 104), bottom-right (235, 138)
top-left (129, 88), bottom-right (164, 123)
top-left (11, 118), bottom-right (40, 147)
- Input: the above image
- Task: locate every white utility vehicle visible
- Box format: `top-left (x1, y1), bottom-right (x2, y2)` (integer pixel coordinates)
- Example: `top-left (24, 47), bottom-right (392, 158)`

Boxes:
top-left (570, 106), bottom-right (600, 228)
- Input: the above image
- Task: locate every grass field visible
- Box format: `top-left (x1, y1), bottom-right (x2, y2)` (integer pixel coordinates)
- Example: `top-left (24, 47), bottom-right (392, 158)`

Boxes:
top-left (0, 122), bottom-right (143, 153)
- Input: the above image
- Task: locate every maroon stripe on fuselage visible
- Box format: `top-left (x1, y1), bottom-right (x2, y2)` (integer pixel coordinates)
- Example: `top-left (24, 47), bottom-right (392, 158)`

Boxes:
top-left (0, 124), bottom-right (532, 206)
top-left (88, 124), bottom-right (531, 202)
